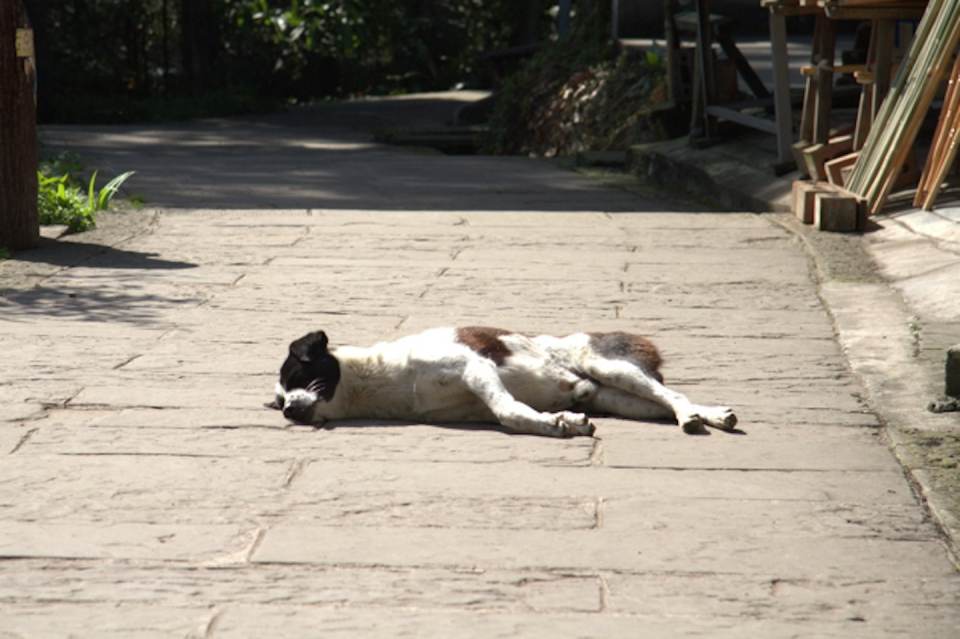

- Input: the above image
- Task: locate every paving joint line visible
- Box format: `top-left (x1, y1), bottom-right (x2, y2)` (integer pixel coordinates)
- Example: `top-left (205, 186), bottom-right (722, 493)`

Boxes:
top-left (9, 428), bottom-right (39, 455)
top-left (282, 459), bottom-right (309, 489)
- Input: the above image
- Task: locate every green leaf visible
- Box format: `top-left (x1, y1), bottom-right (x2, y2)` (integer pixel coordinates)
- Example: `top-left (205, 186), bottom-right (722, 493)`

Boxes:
top-left (87, 170), bottom-right (99, 210)
top-left (96, 171), bottom-right (136, 210)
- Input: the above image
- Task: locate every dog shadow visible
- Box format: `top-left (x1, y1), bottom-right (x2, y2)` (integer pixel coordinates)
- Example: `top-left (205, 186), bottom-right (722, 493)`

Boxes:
top-left (288, 417), bottom-right (746, 437)
top-left (309, 418), bottom-right (528, 437)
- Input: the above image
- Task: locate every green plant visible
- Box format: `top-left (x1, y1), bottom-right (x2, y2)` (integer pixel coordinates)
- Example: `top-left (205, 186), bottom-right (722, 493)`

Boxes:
top-left (0, 248), bottom-right (11, 260)
top-left (92, 171), bottom-right (137, 211)
top-left (38, 173), bottom-right (94, 232)
top-left (37, 169), bottom-right (136, 233)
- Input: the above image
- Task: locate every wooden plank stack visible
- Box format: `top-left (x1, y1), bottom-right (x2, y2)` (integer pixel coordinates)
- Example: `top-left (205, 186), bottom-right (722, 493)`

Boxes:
top-left (844, 0), bottom-right (960, 215)
top-left (915, 53), bottom-right (960, 209)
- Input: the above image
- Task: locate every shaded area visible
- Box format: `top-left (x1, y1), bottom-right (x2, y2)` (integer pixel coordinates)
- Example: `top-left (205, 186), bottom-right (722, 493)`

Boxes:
top-left (10, 240), bottom-right (197, 272)
top-left (0, 237), bottom-right (199, 326)
top-left (0, 285), bottom-right (204, 326)
top-left (39, 94), bottom-right (703, 213)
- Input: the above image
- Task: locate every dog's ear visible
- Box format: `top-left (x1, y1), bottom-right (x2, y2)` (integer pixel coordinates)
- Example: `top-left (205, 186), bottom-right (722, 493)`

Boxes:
top-left (289, 331), bottom-right (329, 362)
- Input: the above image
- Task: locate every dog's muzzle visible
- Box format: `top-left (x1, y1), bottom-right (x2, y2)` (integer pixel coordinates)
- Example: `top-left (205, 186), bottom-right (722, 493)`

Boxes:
top-left (280, 389), bottom-right (319, 424)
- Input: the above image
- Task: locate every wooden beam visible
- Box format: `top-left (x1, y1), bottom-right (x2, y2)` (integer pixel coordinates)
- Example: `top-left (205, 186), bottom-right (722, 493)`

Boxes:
top-left (916, 53), bottom-right (960, 209)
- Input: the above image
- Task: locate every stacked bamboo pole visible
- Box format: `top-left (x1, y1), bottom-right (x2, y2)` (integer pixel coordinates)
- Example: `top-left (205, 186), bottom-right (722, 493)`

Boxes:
top-left (914, 53), bottom-right (960, 209)
top-left (845, 0), bottom-right (960, 215)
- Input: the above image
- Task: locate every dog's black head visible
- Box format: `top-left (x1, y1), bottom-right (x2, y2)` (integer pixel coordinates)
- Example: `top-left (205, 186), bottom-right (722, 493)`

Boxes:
top-left (267, 330), bottom-right (341, 424)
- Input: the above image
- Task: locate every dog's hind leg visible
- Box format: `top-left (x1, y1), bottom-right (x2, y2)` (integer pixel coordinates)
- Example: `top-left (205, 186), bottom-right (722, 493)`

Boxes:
top-left (582, 358), bottom-right (737, 433)
top-left (461, 360), bottom-right (595, 437)
top-left (586, 387), bottom-right (673, 421)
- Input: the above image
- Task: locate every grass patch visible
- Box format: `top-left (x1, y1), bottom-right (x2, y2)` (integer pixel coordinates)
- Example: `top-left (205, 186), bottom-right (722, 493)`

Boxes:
top-left (38, 151), bottom-right (136, 233)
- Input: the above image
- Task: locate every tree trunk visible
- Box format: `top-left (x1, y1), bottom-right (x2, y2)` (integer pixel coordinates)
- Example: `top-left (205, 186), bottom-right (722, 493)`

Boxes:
top-left (0, 0), bottom-right (39, 250)
top-left (22, 0), bottom-right (49, 122)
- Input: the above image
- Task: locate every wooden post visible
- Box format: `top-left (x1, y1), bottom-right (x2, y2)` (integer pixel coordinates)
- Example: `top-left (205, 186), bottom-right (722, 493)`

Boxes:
top-left (0, 0), bottom-right (39, 250)
top-left (692, 0), bottom-right (717, 141)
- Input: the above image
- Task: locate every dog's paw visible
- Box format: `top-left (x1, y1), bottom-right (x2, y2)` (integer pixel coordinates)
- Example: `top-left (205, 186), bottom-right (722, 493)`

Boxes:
top-left (554, 412), bottom-right (596, 438)
top-left (679, 406), bottom-right (737, 433)
top-left (700, 406), bottom-right (738, 431)
top-left (679, 413), bottom-right (706, 434)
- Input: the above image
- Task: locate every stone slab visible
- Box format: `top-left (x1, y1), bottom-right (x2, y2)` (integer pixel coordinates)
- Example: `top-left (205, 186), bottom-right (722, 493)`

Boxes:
top-left (212, 607), bottom-right (675, 639)
top-left (0, 455), bottom-right (291, 524)
top-left (211, 603), bottom-right (960, 638)
top-left (606, 572), bottom-right (960, 635)
top-left (281, 456), bottom-right (919, 504)
top-left (0, 562), bottom-right (601, 614)
top-left (21, 421), bottom-right (595, 466)
top-left (0, 605), bottom-right (214, 639)
top-left (0, 521), bottom-right (256, 561)
top-left (253, 523), bottom-right (954, 578)
top-left (603, 434), bottom-right (900, 471)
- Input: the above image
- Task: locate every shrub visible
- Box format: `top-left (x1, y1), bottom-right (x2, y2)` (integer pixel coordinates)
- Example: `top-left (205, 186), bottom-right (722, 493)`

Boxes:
top-left (38, 152), bottom-right (135, 232)
top-left (484, 20), bottom-right (667, 157)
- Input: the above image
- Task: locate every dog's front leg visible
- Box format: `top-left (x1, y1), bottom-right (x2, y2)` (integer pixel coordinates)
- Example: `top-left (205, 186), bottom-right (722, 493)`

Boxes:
top-left (460, 361), bottom-right (595, 437)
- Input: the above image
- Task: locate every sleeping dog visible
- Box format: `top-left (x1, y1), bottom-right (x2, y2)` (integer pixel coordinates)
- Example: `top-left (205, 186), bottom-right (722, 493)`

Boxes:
top-left (267, 327), bottom-right (737, 437)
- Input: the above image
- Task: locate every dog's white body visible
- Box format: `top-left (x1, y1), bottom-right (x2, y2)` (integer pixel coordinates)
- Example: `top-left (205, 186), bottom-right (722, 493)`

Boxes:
top-left (270, 327), bottom-right (737, 437)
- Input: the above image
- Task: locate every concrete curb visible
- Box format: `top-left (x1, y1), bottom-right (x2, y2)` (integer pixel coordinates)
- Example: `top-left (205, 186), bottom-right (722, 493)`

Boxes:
top-left (792, 220), bottom-right (960, 565)
top-left (628, 138), bottom-right (793, 214)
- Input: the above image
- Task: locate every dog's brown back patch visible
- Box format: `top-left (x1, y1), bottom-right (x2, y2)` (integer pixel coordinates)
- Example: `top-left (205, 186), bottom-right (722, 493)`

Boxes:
top-left (588, 332), bottom-right (663, 382)
top-left (456, 326), bottom-right (513, 366)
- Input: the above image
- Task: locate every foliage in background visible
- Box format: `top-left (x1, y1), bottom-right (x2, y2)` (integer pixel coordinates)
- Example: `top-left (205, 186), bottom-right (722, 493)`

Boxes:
top-left (484, 15), bottom-right (668, 157)
top-left (39, 0), bottom-right (551, 123)
top-left (38, 152), bottom-right (136, 232)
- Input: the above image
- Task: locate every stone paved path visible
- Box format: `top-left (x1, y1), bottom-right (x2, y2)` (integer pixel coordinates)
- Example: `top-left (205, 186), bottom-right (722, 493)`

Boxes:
top-left (1, 95), bottom-right (958, 637)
